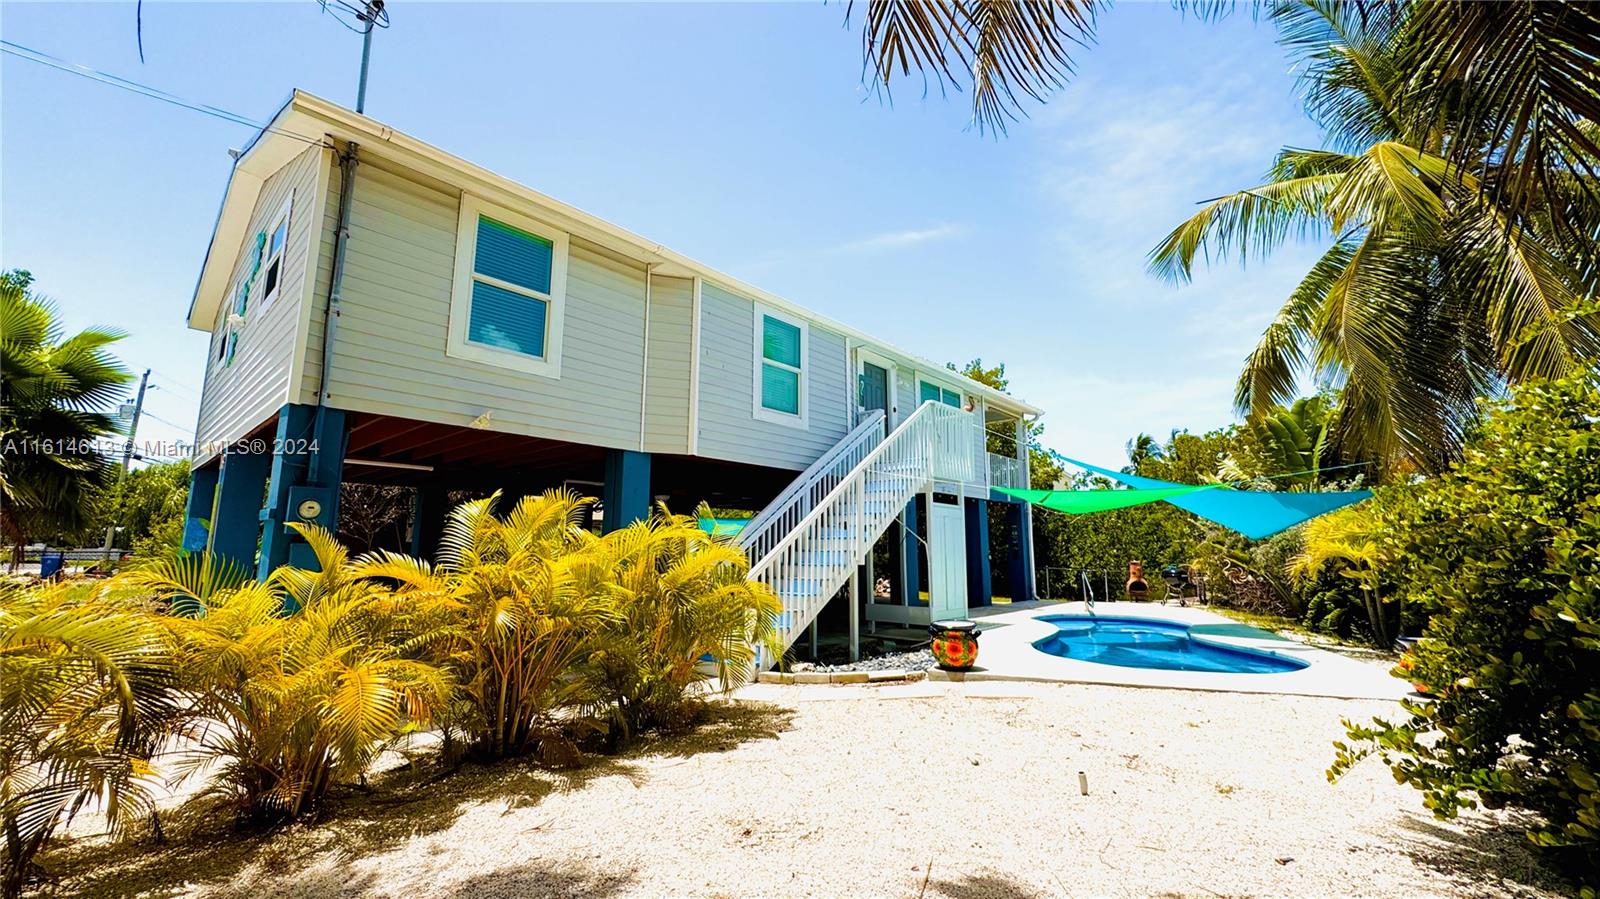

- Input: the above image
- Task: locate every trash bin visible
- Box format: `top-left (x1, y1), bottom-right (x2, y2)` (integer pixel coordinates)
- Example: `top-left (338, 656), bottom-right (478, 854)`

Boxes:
top-left (39, 551), bottom-right (65, 579)
top-left (928, 619), bottom-right (981, 671)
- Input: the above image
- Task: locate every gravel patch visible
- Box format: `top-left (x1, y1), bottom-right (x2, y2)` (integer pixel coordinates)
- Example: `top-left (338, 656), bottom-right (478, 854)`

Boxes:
top-left (51, 682), bottom-right (1572, 898)
top-left (812, 649), bottom-right (936, 673)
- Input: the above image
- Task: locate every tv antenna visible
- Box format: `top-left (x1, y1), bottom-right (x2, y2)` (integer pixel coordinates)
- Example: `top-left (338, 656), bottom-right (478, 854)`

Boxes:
top-left (320, 0), bottom-right (389, 114)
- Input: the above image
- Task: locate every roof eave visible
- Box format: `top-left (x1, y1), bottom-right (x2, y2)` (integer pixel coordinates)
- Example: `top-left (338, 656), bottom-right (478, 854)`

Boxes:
top-left (185, 90), bottom-right (1045, 416)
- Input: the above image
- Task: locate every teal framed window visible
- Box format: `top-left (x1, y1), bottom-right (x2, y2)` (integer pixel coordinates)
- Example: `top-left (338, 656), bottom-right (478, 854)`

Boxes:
top-left (919, 380), bottom-right (961, 408)
top-left (754, 305), bottom-right (807, 425)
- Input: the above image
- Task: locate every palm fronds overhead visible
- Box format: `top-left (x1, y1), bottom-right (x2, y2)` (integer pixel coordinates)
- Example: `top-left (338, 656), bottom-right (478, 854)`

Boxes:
top-left (851, 0), bottom-right (1099, 133)
top-left (1148, 2), bottom-right (1600, 472)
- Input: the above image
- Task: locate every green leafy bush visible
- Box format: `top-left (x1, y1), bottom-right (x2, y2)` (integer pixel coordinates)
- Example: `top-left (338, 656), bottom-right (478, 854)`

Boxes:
top-left (1330, 372), bottom-right (1600, 888)
top-left (585, 507), bottom-right (780, 742)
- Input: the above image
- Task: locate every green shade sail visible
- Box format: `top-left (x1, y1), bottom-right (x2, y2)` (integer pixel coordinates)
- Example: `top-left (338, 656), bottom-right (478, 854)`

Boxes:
top-left (995, 484), bottom-right (1217, 514)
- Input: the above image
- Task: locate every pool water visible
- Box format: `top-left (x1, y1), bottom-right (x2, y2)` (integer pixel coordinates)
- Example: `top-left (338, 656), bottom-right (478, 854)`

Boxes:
top-left (1032, 615), bottom-right (1308, 674)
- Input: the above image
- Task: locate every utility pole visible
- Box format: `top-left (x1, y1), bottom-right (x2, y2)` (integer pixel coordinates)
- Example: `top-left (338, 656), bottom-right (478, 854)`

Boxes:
top-left (355, 0), bottom-right (385, 114)
top-left (101, 368), bottom-right (150, 565)
top-left (320, 0), bottom-right (389, 114)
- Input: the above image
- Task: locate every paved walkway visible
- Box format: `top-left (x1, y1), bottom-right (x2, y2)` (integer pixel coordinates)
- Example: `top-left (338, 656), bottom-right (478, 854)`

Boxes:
top-left (925, 601), bottom-right (1411, 700)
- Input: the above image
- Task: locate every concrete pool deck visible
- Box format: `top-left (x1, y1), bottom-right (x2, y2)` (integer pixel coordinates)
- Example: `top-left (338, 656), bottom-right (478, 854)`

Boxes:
top-left (928, 601), bottom-right (1413, 700)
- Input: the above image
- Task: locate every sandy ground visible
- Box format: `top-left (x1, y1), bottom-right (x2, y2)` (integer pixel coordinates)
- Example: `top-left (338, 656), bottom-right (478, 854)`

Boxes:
top-left (49, 679), bottom-right (1571, 899)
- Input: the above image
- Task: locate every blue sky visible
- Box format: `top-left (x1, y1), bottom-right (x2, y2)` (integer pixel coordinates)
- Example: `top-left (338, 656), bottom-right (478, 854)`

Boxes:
top-left (2, 1), bottom-right (1325, 468)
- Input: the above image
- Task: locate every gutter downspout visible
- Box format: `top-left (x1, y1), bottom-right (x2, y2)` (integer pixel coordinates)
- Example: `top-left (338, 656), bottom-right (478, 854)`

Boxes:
top-left (638, 263), bottom-right (655, 452)
top-left (319, 142), bottom-right (359, 410)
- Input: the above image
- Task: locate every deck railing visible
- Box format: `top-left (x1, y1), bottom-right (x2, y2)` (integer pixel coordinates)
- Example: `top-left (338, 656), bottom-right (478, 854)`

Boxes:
top-left (749, 401), bottom-right (975, 661)
top-left (739, 410), bottom-right (885, 565)
top-left (987, 452), bottom-right (1026, 490)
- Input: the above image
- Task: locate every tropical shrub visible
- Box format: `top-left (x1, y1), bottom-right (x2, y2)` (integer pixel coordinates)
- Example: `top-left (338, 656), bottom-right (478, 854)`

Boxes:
top-left (117, 527), bottom-right (451, 823)
top-left (101, 460), bottom-right (191, 559)
top-left (0, 582), bottom-right (176, 899)
top-left (583, 507), bottom-right (780, 741)
top-left (1331, 373), bottom-right (1600, 887)
top-left (1299, 568), bottom-right (1374, 642)
top-left (359, 491), bottom-right (618, 763)
top-left (0, 269), bottom-right (133, 549)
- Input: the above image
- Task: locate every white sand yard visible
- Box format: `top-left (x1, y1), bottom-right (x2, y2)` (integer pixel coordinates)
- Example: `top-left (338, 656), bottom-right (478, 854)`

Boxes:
top-left (52, 675), bottom-right (1571, 899)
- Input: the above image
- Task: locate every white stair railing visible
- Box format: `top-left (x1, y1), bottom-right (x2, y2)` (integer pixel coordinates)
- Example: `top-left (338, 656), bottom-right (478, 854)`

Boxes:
top-left (739, 410), bottom-right (885, 565)
top-left (748, 401), bottom-right (977, 663)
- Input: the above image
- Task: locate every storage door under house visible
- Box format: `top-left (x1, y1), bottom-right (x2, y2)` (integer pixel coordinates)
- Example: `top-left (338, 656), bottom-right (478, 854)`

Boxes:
top-left (927, 495), bottom-right (968, 622)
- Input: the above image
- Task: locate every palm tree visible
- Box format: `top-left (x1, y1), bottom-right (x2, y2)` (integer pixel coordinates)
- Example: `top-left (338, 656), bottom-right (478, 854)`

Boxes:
top-left (0, 270), bottom-right (132, 551)
top-left (355, 490), bottom-right (620, 763)
top-left (1125, 432), bottom-right (1163, 470)
top-left (0, 582), bottom-right (178, 899)
top-left (114, 528), bottom-right (451, 823)
top-left (1147, 2), bottom-right (1600, 470)
top-left (1221, 396), bottom-right (1342, 488)
top-left (1396, 1), bottom-right (1600, 267)
top-left (581, 505), bottom-right (780, 741)
top-left (1287, 502), bottom-right (1391, 646)
top-left (850, 0), bottom-right (1099, 133)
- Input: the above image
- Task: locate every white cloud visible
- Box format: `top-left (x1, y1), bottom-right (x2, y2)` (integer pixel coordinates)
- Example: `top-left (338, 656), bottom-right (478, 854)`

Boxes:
top-left (992, 46), bottom-right (1329, 464)
top-left (833, 224), bottom-right (966, 254)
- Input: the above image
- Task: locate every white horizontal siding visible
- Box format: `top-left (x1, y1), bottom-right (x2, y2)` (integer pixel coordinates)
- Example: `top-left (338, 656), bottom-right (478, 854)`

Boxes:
top-left (695, 283), bottom-right (849, 470)
top-left (643, 275), bottom-right (693, 455)
top-left (312, 163), bottom-right (647, 449)
top-left (298, 150), bottom-right (340, 405)
top-left (194, 144), bottom-right (323, 457)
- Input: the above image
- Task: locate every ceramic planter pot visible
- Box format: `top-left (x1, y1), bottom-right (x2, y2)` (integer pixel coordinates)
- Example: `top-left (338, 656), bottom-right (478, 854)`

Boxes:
top-left (928, 619), bottom-right (981, 671)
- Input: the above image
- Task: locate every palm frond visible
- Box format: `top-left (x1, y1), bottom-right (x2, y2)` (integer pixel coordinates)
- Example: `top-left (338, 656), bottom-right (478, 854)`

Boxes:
top-left (853, 0), bottom-right (1099, 133)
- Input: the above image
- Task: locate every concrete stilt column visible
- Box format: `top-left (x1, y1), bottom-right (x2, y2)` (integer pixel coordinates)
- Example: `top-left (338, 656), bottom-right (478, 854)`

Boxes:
top-left (602, 449), bottom-right (651, 533)
top-left (209, 446), bottom-right (271, 574)
top-left (181, 464), bottom-right (219, 555)
top-left (964, 497), bottom-right (992, 606)
top-left (258, 404), bottom-right (349, 579)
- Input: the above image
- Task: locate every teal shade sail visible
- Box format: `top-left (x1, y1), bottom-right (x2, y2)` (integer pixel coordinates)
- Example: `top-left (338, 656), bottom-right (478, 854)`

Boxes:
top-left (1043, 457), bottom-right (1374, 540)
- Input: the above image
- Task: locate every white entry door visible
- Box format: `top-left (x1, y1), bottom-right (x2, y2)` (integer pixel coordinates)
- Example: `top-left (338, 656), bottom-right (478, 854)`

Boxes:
top-left (927, 498), bottom-right (968, 622)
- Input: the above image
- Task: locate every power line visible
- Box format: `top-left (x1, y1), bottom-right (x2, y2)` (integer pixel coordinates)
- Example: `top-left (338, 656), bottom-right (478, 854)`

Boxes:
top-left (138, 410), bottom-right (193, 433)
top-left (0, 39), bottom-right (329, 148)
top-left (147, 370), bottom-right (201, 401)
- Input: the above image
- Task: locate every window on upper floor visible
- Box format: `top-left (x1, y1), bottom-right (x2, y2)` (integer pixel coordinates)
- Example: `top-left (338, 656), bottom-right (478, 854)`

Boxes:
top-left (259, 193), bottom-right (292, 309)
top-left (754, 305), bottom-right (807, 426)
top-left (447, 194), bottom-right (568, 377)
top-left (919, 379), bottom-right (962, 408)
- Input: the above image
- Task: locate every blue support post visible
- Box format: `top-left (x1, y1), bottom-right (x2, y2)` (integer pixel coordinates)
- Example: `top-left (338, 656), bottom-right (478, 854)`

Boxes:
top-left (209, 446), bottom-right (271, 574)
top-left (410, 484), bottom-right (447, 560)
top-left (964, 497), bottom-right (992, 606)
top-left (258, 404), bottom-right (348, 578)
top-left (602, 449), bottom-right (651, 533)
top-left (903, 498), bottom-right (924, 605)
top-left (1004, 500), bottom-right (1033, 602)
top-left (181, 464), bottom-right (219, 554)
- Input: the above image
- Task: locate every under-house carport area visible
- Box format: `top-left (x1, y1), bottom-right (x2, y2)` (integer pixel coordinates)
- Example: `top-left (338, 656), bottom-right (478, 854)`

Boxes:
top-left (182, 403), bottom-right (803, 578)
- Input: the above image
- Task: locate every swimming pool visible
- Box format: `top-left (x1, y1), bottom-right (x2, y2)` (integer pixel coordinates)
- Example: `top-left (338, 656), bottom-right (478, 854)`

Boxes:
top-left (1032, 615), bottom-right (1308, 674)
